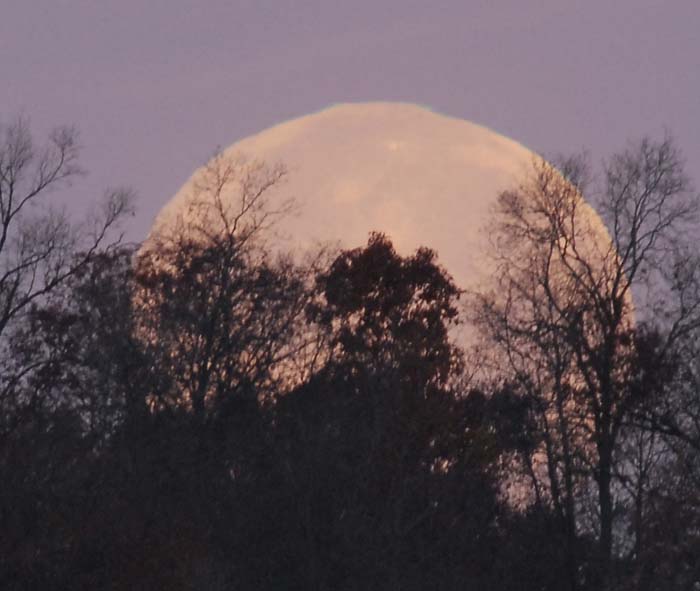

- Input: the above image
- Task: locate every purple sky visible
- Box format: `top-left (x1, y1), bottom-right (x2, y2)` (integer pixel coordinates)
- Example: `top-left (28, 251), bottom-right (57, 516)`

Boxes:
top-left (3, 0), bottom-right (698, 242)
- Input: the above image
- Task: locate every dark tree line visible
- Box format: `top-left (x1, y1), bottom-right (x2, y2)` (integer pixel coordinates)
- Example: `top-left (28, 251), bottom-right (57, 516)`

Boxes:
top-left (1, 118), bottom-right (699, 590)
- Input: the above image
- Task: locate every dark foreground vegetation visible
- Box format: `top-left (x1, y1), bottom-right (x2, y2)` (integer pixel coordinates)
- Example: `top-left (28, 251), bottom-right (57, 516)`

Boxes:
top-left (1, 119), bottom-right (699, 590)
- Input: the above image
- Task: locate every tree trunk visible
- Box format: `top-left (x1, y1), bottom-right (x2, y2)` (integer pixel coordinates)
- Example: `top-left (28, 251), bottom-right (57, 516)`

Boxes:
top-left (597, 442), bottom-right (614, 588)
top-left (555, 379), bottom-right (579, 591)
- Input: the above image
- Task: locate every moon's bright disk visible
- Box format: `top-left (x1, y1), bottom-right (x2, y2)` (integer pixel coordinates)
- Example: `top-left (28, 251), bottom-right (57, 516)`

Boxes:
top-left (153, 102), bottom-right (594, 293)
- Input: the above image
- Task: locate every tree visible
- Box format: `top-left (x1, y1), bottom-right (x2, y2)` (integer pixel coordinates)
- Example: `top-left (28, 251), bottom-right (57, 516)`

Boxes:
top-left (134, 152), bottom-right (312, 420)
top-left (472, 137), bottom-right (700, 588)
top-left (9, 246), bottom-right (155, 433)
top-left (309, 231), bottom-right (463, 387)
top-left (0, 116), bottom-right (134, 590)
top-left (0, 116), bottom-right (133, 419)
top-left (268, 234), bottom-right (503, 590)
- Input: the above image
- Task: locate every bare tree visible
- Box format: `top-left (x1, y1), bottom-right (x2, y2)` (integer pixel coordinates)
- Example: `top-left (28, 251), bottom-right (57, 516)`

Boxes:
top-left (0, 116), bottom-right (133, 413)
top-left (134, 152), bottom-right (316, 419)
top-left (472, 136), bottom-right (699, 588)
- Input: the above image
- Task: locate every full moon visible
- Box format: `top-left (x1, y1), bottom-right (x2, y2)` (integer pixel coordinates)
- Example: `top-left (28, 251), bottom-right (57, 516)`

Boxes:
top-left (152, 102), bottom-right (599, 293)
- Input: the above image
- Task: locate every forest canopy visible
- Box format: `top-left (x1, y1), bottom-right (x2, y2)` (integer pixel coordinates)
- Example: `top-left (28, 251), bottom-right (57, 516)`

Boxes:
top-left (1, 118), bottom-right (699, 591)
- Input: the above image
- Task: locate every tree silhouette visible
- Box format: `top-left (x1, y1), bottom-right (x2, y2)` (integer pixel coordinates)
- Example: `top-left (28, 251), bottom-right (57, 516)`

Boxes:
top-left (271, 234), bottom-right (501, 590)
top-left (473, 138), bottom-right (700, 588)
